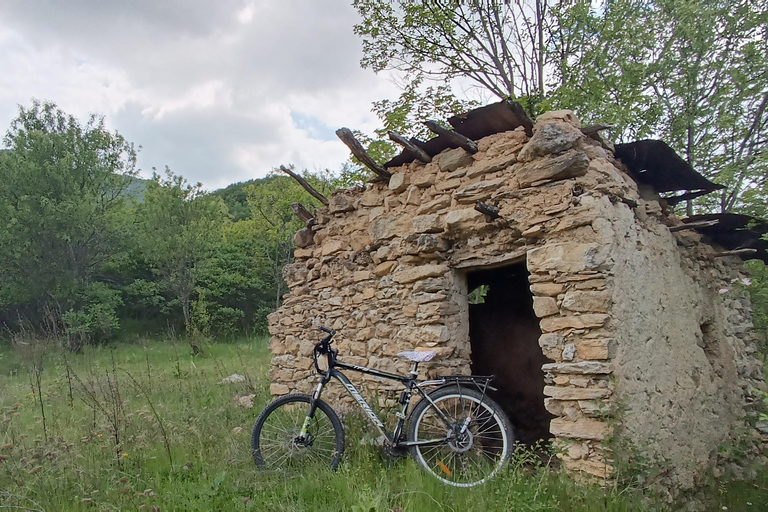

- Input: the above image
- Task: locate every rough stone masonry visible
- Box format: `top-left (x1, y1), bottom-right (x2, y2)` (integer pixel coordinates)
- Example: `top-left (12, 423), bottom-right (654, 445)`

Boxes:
top-left (267, 110), bottom-right (766, 493)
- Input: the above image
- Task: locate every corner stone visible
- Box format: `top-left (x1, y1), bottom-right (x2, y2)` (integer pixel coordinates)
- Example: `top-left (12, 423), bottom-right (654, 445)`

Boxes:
top-left (527, 243), bottom-right (605, 273)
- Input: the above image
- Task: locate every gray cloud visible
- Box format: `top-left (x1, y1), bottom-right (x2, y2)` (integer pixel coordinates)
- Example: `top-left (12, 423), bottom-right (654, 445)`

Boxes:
top-left (0, 1), bottom-right (400, 189)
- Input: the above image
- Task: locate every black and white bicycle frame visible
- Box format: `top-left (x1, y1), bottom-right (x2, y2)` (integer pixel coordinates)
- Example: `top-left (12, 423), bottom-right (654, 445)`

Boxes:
top-left (301, 331), bottom-right (494, 449)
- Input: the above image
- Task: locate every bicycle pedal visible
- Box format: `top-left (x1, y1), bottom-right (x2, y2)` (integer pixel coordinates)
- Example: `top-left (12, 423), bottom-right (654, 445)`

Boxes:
top-left (395, 412), bottom-right (407, 420)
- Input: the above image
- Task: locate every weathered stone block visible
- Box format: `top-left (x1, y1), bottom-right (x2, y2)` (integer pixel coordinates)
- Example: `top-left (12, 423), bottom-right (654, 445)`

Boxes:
top-left (435, 177), bottom-right (463, 191)
top-left (360, 189), bottom-right (383, 207)
top-left (530, 282), bottom-right (564, 296)
top-left (539, 333), bottom-right (565, 350)
top-left (552, 210), bottom-right (597, 233)
top-left (369, 215), bottom-right (401, 242)
top-left (454, 177), bottom-right (505, 204)
top-left (466, 154), bottom-right (517, 179)
top-left (294, 247), bottom-right (313, 259)
top-left (533, 297), bottom-right (559, 317)
top-left (393, 264), bottom-right (448, 284)
top-left (329, 194), bottom-right (355, 213)
top-left (282, 263), bottom-right (308, 286)
top-left (542, 362), bottom-right (614, 374)
top-left (413, 214), bottom-right (444, 234)
top-left (374, 261), bottom-right (397, 276)
top-left (574, 279), bottom-right (606, 290)
top-left (550, 418), bottom-right (608, 441)
top-left (353, 271), bottom-right (372, 282)
top-left (539, 314), bottom-right (608, 332)
top-left (389, 172), bottom-right (410, 193)
top-left (535, 110), bottom-right (581, 130)
top-left (576, 339), bottom-right (611, 360)
top-left (516, 150), bottom-right (590, 187)
top-left (527, 243), bottom-right (606, 273)
top-left (445, 208), bottom-right (484, 232)
top-left (561, 458), bottom-right (613, 478)
top-left (406, 186), bottom-right (421, 205)
top-left (562, 290), bottom-right (610, 313)
top-left (416, 196), bottom-right (451, 215)
top-left (412, 172), bottom-right (436, 188)
top-left (438, 148), bottom-right (475, 172)
top-left (518, 121), bottom-right (583, 162)
top-left (322, 239), bottom-right (347, 256)
top-left (397, 324), bottom-right (450, 343)
top-left (544, 386), bottom-right (612, 400)
top-left (294, 228), bottom-right (314, 248)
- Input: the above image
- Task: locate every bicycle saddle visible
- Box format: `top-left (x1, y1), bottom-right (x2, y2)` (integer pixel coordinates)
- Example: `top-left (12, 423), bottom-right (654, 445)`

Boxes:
top-left (397, 351), bottom-right (437, 362)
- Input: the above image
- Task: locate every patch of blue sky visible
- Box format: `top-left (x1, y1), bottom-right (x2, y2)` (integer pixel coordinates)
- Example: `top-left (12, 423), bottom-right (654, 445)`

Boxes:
top-left (290, 111), bottom-right (337, 142)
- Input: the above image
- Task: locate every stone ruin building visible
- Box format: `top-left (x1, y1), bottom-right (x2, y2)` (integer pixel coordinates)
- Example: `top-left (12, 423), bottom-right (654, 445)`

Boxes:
top-left (267, 100), bottom-right (767, 493)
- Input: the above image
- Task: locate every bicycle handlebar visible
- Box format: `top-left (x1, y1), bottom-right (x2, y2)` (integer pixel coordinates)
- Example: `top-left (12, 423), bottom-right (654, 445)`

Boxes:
top-left (313, 326), bottom-right (337, 374)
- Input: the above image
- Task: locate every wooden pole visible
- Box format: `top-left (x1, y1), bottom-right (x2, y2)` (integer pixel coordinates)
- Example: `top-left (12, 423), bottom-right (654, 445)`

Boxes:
top-left (279, 165), bottom-right (329, 206)
top-left (423, 120), bottom-right (478, 154)
top-left (713, 248), bottom-right (757, 258)
top-left (581, 124), bottom-right (614, 135)
top-left (387, 130), bottom-right (432, 163)
top-left (669, 220), bottom-right (720, 232)
top-left (291, 202), bottom-right (315, 226)
top-left (335, 128), bottom-right (392, 181)
top-left (505, 99), bottom-right (535, 136)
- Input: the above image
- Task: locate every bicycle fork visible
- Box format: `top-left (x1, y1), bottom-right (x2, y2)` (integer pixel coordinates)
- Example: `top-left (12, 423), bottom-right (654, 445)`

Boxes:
top-left (298, 379), bottom-right (328, 439)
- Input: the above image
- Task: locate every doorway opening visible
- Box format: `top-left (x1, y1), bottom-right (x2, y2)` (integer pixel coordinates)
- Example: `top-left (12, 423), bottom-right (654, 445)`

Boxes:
top-left (466, 262), bottom-right (553, 445)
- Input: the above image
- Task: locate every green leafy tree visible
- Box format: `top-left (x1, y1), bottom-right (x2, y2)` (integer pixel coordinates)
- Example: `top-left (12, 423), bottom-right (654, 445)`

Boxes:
top-left (551, 0), bottom-right (768, 215)
top-left (354, 0), bottom-right (550, 101)
top-left (193, 221), bottom-right (274, 336)
top-left (0, 100), bottom-right (137, 343)
top-left (245, 170), bottom-right (333, 309)
top-left (133, 169), bottom-right (227, 331)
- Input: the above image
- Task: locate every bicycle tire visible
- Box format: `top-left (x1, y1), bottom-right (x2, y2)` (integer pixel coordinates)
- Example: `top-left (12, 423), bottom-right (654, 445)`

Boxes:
top-left (407, 385), bottom-right (514, 487)
top-left (251, 393), bottom-right (345, 470)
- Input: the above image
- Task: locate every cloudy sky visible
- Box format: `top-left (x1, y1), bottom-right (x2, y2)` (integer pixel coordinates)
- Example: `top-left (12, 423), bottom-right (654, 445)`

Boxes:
top-left (0, 0), bottom-right (402, 190)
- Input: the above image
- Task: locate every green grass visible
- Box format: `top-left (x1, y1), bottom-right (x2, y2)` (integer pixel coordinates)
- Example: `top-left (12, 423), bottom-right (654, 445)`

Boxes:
top-left (0, 336), bottom-right (765, 511)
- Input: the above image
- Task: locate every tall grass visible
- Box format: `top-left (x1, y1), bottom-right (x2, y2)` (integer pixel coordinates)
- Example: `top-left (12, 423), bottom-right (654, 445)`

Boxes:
top-left (0, 337), bottom-right (764, 511)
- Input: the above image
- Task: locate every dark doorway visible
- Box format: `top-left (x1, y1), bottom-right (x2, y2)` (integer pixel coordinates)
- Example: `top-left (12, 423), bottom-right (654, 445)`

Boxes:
top-left (467, 263), bottom-right (553, 445)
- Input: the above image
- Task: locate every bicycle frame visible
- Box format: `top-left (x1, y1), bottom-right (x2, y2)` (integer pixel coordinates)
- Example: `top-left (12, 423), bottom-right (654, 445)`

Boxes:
top-left (302, 343), bottom-right (487, 448)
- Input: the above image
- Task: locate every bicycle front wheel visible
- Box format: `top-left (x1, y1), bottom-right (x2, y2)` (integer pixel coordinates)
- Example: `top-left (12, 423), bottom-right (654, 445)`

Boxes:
top-left (251, 393), bottom-right (345, 470)
top-left (408, 386), bottom-right (514, 487)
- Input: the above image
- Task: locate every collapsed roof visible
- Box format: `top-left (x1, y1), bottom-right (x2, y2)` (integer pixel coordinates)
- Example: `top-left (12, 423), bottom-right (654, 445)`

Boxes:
top-left (380, 99), bottom-right (766, 263)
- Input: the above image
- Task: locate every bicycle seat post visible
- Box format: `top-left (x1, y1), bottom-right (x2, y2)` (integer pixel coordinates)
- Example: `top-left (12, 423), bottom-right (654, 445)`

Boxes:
top-left (409, 361), bottom-right (420, 378)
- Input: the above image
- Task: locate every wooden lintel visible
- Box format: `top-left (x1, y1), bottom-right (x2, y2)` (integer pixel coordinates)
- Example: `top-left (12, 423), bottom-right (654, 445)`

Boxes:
top-left (423, 120), bottom-right (478, 154)
top-left (474, 200), bottom-right (500, 220)
top-left (669, 220), bottom-right (719, 232)
top-left (291, 202), bottom-right (316, 226)
top-left (581, 124), bottom-right (614, 135)
top-left (387, 130), bottom-right (432, 163)
top-left (280, 165), bottom-right (329, 206)
top-left (335, 128), bottom-right (392, 180)
top-left (713, 248), bottom-right (757, 258)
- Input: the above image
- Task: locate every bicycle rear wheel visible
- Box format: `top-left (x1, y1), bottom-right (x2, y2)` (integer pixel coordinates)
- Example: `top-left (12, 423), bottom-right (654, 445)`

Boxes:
top-left (251, 393), bottom-right (345, 470)
top-left (407, 386), bottom-right (514, 487)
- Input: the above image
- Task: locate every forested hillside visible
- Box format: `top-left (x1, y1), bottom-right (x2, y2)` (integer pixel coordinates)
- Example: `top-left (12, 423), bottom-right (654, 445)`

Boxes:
top-left (0, 101), bottom-right (334, 350)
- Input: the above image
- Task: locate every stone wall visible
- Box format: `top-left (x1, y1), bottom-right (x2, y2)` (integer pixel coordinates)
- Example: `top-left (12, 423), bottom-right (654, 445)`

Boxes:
top-left (267, 110), bottom-right (765, 492)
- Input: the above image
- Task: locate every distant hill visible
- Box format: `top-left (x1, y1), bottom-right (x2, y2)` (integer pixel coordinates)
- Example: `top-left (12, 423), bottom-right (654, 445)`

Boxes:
top-left (210, 177), bottom-right (273, 221)
top-left (124, 175), bottom-right (149, 203)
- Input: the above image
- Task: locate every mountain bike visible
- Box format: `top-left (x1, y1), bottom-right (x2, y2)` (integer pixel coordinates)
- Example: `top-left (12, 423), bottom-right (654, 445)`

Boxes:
top-left (251, 326), bottom-right (515, 487)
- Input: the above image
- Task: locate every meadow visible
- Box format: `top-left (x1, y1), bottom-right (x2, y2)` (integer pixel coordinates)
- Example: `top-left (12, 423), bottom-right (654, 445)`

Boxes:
top-left (0, 336), bottom-right (765, 511)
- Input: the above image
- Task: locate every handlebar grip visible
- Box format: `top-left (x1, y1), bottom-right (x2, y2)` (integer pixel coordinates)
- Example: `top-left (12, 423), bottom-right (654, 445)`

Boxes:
top-left (319, 326), bottom-right (336, 335)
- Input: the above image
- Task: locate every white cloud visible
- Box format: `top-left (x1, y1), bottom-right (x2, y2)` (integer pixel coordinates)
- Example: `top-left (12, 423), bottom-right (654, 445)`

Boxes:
top-left (0, 0), bottom-right (401, 189)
